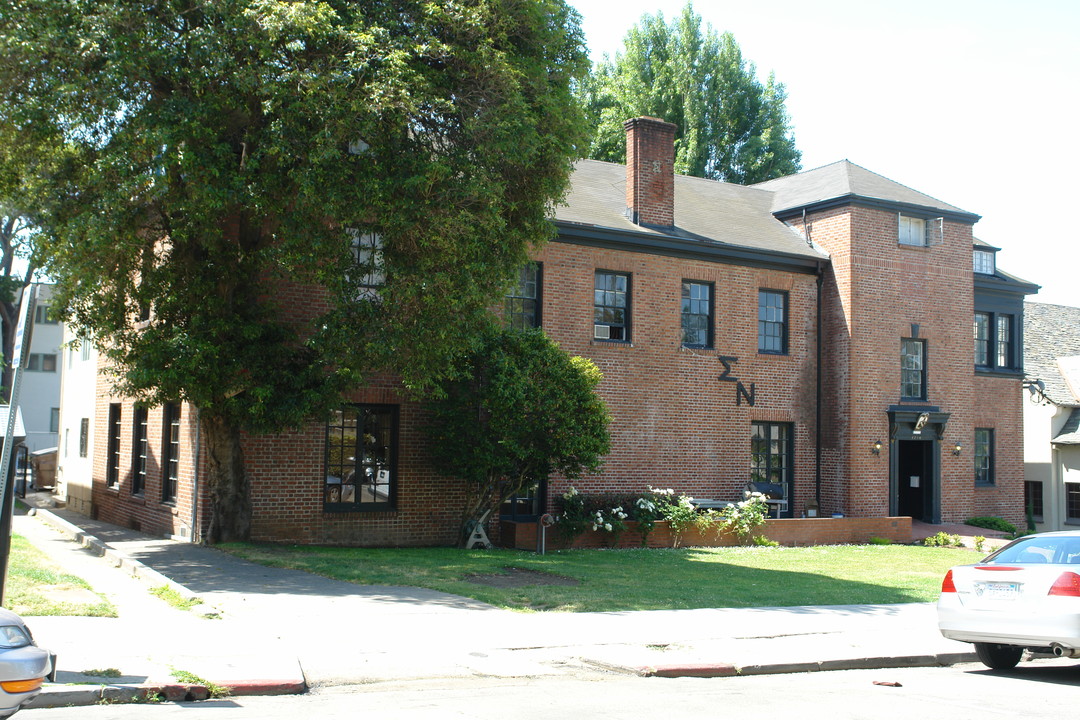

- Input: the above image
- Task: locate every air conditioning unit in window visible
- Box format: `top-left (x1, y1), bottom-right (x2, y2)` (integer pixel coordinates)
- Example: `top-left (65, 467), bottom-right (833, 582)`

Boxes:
top-left (593, 324), bottom-right (610, 340)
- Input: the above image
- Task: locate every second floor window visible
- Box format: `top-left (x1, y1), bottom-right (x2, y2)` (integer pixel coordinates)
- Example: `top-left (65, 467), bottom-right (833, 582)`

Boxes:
top-left (758, 290), bottom-right (787, 354)
top-left (506, 263), bottom-right (541, 329)
top-left (593, 271), bottom-right (630, 341)
top-left (681, 281), bottom-right (713, 348)
top-left (974, 312), bottom-right (1016, 370)
top-left (898, 215), bottom-right (926, 246)
top-left (347, 229), bottom-right (384, 301)
top-left (973, 248), bottom-right (996, 275)
top-left (901, 338), bottom-right (926, 400)
top-left (26, 353), bottom-right (57, 372)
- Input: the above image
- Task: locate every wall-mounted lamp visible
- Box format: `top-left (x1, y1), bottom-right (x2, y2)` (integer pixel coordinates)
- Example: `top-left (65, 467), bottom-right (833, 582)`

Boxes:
top-left (952, 443), bottom-right (963, 456)
top-left (872, 440), bottom-right (883, 455)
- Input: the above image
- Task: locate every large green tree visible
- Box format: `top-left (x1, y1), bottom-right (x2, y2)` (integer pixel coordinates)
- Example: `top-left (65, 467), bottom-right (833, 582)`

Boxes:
top-left (577, 2), bottom-right (800, 184)
top-left (423, 325), bottom-right (610, 547)
top-left (0, 0), bottom-right (590, 542)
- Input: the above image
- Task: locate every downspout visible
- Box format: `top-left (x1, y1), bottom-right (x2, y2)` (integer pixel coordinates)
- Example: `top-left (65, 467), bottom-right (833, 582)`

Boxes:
top-left (815, 264), bottom-right (824, 509)
top-left (803, 209), bottom-right (823, 509)
top-left (192, 406), bottom-right (201, 544)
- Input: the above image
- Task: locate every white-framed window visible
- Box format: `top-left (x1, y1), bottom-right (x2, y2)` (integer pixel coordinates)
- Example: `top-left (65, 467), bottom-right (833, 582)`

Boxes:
top-left (973, 248), bottom-right (995, 275)
top-left (898, 215), bottom-right (926, 246)
top-left (347, 228), bottom-right (384, 301)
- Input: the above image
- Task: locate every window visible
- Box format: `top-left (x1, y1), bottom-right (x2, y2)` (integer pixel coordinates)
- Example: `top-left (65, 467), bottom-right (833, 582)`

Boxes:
top-left (131, 407), bottom-right (148, 495)
top-left (1068, 484), bottom-right (1080, 523)
top-left (681, 281), bottom-right (713, 348)
top-left (79, 418), bottom-right (89, 458)
top-left (974, 428), bottom-right (994, 486)
top-left (973, 312), bottom-right (1016, 370)
top-left (973, 312), bottom-right (990, 367)
top-left (34, 305), bottom-right (59, 324)
top-left (593, 271), bottom-right (630, 341)
top-left (758, 290), bottom-right (788, 354)
top-left (106, 404), bottom-right (121, 489)
top-left (49, 408), bottom-right (60, 434)
top-left (901, 339), bottom-right (926, 400)
top-left (501, 481), bottom-right (544, 521)
top-left (347, 229), bottom-right (384, 301)
top-left (751, 422), bottom-right (792, 516)
top-left (26, 353), bottom-right (57, 372)
top-left (1024, 481), bottom-right (1044, 521)
top-left (161, 404), bottom-right (181, 503)
top-left (973, 249), bottom-right (996, 275)
top-left (325, 405), bottom-right (398, 511)
top-left (506, 263), bottom-right (541, 329)
top-left (898, 215), bottom-right (926, 246)
top-left (996, 315), bottom-right (1012, 368)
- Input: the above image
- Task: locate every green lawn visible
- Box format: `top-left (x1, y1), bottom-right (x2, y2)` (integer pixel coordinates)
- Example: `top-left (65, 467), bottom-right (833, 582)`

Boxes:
top-left (220, 543), bottom-right (977, 612)
top-left (4, 534), bottom-right (117, 617)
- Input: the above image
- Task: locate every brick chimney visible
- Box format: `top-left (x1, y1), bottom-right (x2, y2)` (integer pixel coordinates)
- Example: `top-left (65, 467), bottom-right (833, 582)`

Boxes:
top-left (625, 116), bottom-right (676, 228)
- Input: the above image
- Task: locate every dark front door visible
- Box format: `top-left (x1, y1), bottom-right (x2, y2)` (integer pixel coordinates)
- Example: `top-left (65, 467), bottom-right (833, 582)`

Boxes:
top-left (897, 439), bottom-right (932, 521)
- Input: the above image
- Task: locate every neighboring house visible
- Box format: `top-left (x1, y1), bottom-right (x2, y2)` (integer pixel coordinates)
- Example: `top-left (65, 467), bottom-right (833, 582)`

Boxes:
top-left (54, 323), bottom-right (97, 516)
top-left (1021, 302), bottom-right (1080, 532)
top-left (85, 117), bottom-right (1038, 545)
top-left (17, 283), bottom-right (62, 454)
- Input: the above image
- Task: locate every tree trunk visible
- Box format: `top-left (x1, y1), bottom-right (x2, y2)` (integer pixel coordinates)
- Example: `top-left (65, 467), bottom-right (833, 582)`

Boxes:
top-left (200, 410), bottom-right (252, 544)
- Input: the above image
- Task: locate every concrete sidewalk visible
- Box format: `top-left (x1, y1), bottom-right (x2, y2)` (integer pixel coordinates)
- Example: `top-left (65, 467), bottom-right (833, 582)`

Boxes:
top-left (15, 499), bottom-right (985, 711)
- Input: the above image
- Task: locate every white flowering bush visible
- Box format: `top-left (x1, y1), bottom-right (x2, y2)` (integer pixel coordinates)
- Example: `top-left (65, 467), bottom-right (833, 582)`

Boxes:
top-left (720, 492), bottom-right (770, 544)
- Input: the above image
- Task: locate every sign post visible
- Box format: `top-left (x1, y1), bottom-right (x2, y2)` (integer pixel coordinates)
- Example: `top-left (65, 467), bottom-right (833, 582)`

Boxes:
top-left (0, 285), bottom-right (37, 604)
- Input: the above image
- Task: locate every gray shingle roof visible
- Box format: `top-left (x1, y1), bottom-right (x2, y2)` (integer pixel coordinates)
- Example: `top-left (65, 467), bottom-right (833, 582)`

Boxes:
top-left (1024, 301), bottom-right (1080, 407)
top-left (554, 159), bottom-right (826, 261)
top-left (750, 160), bottom-right (977, 219)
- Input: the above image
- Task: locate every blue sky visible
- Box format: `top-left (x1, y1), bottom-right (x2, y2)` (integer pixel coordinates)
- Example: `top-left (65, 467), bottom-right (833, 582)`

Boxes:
top-left (566, 0), bottom-right (1079, 307)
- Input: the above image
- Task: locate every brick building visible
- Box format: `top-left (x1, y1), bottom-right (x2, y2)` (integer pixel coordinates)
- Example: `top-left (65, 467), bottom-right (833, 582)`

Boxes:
top-left (82, 117), bottom-right (1037, 545)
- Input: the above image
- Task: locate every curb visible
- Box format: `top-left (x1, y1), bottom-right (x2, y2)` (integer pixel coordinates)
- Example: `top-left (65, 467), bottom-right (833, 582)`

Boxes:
top-left (27, 679), bottom-right (308, 709)
top-left (629, 651), bottom-right (979, 678)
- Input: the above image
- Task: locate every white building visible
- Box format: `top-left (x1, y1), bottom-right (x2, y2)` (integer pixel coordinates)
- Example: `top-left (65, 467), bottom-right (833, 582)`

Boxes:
top-left (1023, 301), bottom-right (1080, 532)
top-left (17, 284), bottom-right (62, 454)
top-left (55, 320), bottom-right (97, 515)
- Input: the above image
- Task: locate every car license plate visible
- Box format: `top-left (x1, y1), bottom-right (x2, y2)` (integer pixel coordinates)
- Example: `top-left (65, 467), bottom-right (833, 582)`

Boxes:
top-left (976, 582), bottom-right (1020, 599)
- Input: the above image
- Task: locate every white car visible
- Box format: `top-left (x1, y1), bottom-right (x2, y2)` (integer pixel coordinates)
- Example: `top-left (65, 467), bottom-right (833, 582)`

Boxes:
top-left (938, 530), bottom-right (1080, 670)
top-left (0, 609), bottom-right (52, 717)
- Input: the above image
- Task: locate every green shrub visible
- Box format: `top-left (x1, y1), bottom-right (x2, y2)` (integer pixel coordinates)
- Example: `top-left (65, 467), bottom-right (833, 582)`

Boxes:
top-left (965, 516), bottom-right (1017, 535)
top-left (923, 531), bottom-right (962, 547)
top-left (868, 536), bottom-right (892, 545)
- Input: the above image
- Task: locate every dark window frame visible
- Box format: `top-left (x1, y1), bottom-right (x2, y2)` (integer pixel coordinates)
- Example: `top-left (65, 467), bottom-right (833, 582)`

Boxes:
top-left (106, 404), bottom-right (121, 489)
top-left (26, 353), bottom-right (58, 372)
top-left (131, 406), bottom-right (148, 496)
top-left (1068, 483), bottom-right (1080, 523)
top-left (974, 311), bottom-right (1017, 370)
top-left (974, 427), bottom-right (994, 486)
top-left (758, 290), bottom-right (788, 355)
top-left (901, 338), bottom-right (927, 400)
top-left (79, 417), bottom-right (89, 458)
top-left (681, 280), bottom-right (714, 349)
top-left (49, 408), bottom-right (59, 434)
top-left (750, 421), bottom-right (793, 518)
top-left (161, 403), bottom-right (181, 504)
top-left (593, 270), bottom-right (631, 342)
top-left (1024, 480), bottom-right (1044, 521)
top-left (506, 262), bottom-right (542, 329)
top-left (324, 404), bottom-right (399, 513)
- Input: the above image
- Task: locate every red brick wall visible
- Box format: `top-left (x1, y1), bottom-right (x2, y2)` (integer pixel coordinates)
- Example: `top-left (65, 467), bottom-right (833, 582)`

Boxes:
top-left (531, 240), bottom-right (819, 513)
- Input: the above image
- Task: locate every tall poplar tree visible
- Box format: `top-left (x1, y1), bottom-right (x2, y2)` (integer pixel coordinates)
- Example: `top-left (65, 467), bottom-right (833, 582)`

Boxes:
top-left (577, 2), bottom-right (801, 184)
top-left (0, 0), bottom-right (590, 542)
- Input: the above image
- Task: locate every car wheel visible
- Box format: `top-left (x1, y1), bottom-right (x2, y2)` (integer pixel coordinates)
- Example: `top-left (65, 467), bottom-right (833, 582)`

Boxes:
top-left (974, 642), bottom-right (1023, 670)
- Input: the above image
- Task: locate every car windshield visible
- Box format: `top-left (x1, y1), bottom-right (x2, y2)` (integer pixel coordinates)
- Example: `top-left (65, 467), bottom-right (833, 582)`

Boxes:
top-left (984, 536), bottom-right (1080, 565)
